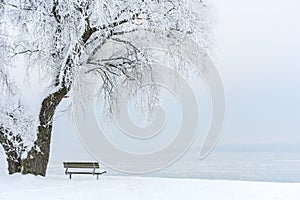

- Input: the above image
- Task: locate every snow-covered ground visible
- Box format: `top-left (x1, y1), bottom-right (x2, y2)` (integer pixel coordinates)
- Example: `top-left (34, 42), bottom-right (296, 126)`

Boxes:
top-left (1, 150), bottom-right (300, 199)
top-left (1, 142), bottom-right (299, 199)
top-left (0, 174), bottom-right (299, 200)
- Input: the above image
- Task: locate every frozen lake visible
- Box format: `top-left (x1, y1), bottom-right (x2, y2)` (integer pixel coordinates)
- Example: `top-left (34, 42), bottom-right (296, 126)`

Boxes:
top-left (44, 151), bottom-right (300, 183)
top-left (148, 151), bottom-right (300, 183)
top-left (1, 149), bottom-right (299, 183)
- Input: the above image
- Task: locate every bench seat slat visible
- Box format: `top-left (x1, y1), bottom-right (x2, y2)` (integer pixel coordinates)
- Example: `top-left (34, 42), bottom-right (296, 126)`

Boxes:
top-left (63, 162), bottom-right (99, 168)
top-left (64, 162), bottom-right (99, 165)
top-left (66, 171), bottom-right (107, 175)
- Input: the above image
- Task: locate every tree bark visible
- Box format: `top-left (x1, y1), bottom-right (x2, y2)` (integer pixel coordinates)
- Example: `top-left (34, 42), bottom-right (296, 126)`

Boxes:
top-left (21, 86), bottom-right (68, 176)
top-left (0, 128), bottom-right (22, 174)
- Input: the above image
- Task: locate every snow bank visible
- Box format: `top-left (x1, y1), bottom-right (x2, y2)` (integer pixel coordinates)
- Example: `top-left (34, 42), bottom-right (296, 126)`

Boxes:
top-left (0, 174), bottom-right (299, 200)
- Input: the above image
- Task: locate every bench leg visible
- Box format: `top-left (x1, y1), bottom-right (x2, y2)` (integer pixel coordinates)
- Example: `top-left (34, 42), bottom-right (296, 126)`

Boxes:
top-left (69, 174), bottom-right (72, 179)
top-left (97, 174), bottom-right (99, 180)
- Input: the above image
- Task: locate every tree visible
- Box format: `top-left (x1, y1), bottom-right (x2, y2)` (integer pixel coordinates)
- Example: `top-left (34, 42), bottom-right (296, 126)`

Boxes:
top-left (0, 0), bottom-right (211, 176)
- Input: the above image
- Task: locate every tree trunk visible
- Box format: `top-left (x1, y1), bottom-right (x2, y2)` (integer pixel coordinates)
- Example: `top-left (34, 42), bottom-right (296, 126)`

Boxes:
top-left (7, 156), bottom-right (22, 174)
top-left (0, 129), bottom-right (22, 174)
top-left (21, 86), bottom-right (68, 176)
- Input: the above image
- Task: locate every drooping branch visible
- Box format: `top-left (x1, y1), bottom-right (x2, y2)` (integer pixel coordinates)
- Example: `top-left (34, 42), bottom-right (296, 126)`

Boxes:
top-left (0, 1), bottom-right (37, 11)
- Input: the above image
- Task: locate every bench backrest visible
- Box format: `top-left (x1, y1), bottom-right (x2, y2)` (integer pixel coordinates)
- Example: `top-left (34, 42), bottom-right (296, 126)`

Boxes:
top-left (63, 162), bottom-right (100, 169)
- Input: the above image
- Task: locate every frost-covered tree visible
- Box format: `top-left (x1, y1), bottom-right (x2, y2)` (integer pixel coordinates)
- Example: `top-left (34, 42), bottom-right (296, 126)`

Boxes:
top-left (0, 96), bottom-right (35, 174)
top-left (0, 29), bottom-right (36, 174)
top-left (0, 0), bottom-right (211, 176)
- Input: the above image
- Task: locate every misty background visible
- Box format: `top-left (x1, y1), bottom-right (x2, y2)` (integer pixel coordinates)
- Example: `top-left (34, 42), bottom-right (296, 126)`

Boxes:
top-left (50, 0), bottom-right (300, 154)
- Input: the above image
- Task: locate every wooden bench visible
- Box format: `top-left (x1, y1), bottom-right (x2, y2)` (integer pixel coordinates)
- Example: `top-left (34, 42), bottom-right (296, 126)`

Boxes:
top-left (63, 162), bottom-right (106, 180)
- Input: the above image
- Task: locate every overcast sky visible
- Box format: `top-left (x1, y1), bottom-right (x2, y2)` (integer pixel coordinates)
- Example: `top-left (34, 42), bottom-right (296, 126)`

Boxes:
top-left (213, 0), bottom-right (300, 151)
